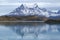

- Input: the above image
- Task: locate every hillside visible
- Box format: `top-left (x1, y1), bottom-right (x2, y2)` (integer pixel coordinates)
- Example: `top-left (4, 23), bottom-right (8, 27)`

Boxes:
top-left (0, 15), bottom-right (48, 21)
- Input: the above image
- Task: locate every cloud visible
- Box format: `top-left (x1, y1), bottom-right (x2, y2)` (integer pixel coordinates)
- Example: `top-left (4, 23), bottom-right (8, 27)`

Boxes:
top-left (0, 0), bottom-right (8, 3)
top-left (0, 0), bottom-right (60, 3)
top-left (0, 2), bottom-right (60, 8)
top-left (18, 0), bottom-right (60, 3)
top-left (0, 0), bottom-right (19, 3)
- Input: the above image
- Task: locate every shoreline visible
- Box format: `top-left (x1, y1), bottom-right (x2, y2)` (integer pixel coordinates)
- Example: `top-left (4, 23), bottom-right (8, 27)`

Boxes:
top-left (0, 21), bottom-right (45, 22)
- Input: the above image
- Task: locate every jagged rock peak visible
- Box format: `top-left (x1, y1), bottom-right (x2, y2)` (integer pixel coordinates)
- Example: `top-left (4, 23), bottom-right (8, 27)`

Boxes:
top-left (20, 4), bottom-right (25, 9)
top-left (34, 3), bottom-right (38, 8)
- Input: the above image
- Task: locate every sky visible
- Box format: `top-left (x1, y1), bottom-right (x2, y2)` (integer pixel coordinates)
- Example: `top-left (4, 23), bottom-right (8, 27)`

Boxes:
top-left (0, 0), bottom-right (60, 7)
top-left (0, 0), bottom-right (60, 15)
top-left (0, 0), bottom-right (60, 3)
top-left (0, 0), bottom-right (60, 6)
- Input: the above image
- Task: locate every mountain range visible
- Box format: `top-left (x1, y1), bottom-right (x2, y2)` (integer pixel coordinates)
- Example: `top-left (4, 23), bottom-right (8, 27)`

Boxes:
top-left (0, 4), bottom-right (60, 22)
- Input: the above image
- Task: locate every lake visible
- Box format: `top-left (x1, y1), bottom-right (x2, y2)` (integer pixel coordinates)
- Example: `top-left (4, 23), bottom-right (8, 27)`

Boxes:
top-left (0, 22), bottom-right (60, 40)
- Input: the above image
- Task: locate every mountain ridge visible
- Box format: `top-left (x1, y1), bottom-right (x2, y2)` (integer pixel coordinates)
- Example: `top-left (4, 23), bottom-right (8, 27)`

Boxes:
top-left (0, 4), bottom-right (60, 22)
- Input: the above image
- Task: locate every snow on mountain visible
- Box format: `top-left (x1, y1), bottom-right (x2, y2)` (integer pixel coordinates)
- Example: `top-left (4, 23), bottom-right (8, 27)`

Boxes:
top-left (57, 10), bottom-right (60, 14)
top-left (47, 10), bottom-right (60, 20)
top-left (6, 4), bottom-right (60, 18)
top-left (5, 4), bottom-right (49, 17)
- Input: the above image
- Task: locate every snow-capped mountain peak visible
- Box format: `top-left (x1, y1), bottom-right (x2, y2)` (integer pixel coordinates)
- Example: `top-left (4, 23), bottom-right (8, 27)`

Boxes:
top-left (34, 4), bottom-right (38, 8)
top-left (5, 4), bottom-right (60, 18)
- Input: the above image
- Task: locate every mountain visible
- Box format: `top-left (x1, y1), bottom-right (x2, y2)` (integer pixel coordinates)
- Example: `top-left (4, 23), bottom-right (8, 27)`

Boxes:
top-left (46, 10), bottom-right (60, 23)
top-left (0, 4), bottom-right (48, 21)
top-left (48, 10), bottom-right (60, 20)
top-left (0, 4), bottom-right (60, 22)
top-left (6, 4), bottom-right (49, 17)
top-left (57, 10), bottom-right (60, 14)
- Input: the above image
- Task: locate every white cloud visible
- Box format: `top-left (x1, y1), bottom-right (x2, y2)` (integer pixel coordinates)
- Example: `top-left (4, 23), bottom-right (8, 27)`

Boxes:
top-left (0, 0), bottom-right (60, 3)
top-left (0, 0), bottom-right (60, 7)
top-left (0, 2), bottom-right (60, 8)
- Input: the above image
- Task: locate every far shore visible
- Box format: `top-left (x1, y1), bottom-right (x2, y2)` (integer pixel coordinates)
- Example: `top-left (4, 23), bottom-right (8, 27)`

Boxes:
top-left (0, 21), bottom-right (44, 22)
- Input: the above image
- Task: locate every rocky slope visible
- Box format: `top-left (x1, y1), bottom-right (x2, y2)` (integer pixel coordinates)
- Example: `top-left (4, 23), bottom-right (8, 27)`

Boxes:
top-left (0, 15), bottom-right (48, 21)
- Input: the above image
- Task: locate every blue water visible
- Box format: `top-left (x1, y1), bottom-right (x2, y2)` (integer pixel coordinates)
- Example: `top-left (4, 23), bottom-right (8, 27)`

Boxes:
top-left (0, 22), bottom-right (60, 40)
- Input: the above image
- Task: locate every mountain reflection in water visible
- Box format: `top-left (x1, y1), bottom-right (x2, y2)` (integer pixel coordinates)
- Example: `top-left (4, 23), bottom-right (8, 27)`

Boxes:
top-left (0, 22), bottom-right (60, 40)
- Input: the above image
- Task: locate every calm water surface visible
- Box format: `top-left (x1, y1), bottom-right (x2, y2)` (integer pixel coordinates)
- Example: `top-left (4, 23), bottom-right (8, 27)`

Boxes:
top-left (0, 22), bottom-right (60, 40)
